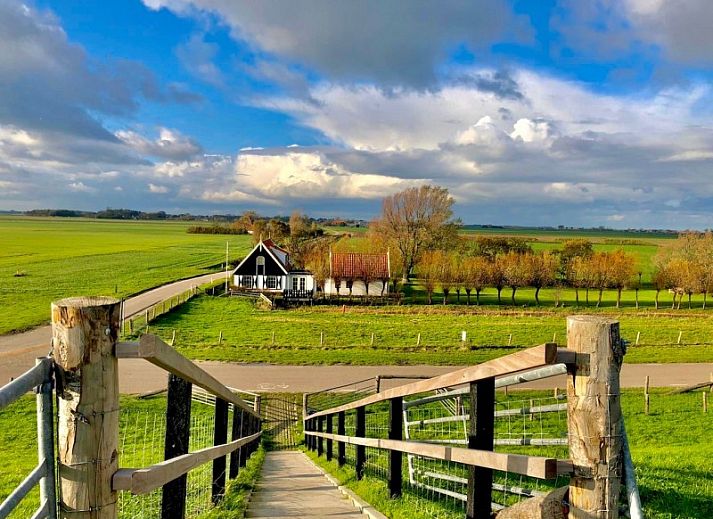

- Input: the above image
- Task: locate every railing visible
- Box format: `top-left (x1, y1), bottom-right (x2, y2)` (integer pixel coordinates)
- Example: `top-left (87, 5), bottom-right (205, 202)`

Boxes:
top-left (0, 295), bottom-right (263, 519)
top-left (304, 316), bottom-right (642, 519)
top-left (123, 285), bottom-right (201, 335)
top-left (282, 289), bottom-right (313, 300)
top-left (0, 357), bottom-right (56, 519)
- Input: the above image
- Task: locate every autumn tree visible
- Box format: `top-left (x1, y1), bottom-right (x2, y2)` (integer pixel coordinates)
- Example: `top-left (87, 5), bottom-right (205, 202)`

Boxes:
top-left (502, 252), bottom-right (532, 305)
top-left (372, 185), bottom-right (460, 282)
top-left (607, 250), bottom-right (637, 308)
top-left (462, 256), bottom-right (490, 305)
top-left (558, 239), bottom-right (593, 277)
top-left (303, 244), bottom-right (330, 293)
top-left (489, 256), bottom-right (507, 304)
top-left (567, 256), bottom-right (590, 305)
top-left (418, 250), bottom-right (443, 304)
top-left (531, 251), bottom-right (559, 305)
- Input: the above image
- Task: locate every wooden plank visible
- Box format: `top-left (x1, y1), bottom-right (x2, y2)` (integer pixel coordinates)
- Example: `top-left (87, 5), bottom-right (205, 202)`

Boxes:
top-left (118, 336), bottom-right (257, 416)
top-left (337, 412), bottom-right (346, 466)
top-left (161, 374), bottom-right (192, 519)
top-left (389, 397), bottom-right (403, 497)
top-left (355, 407), bottom-right (366, 480)
top-left (307, 343), bottom-right (559, 419)
top-left (466, 378), bottom-right (495, 519)
top-left (303, 432), bottom-right (564, 480)
top-left (113, 432), bottom-right (262, 495)
top-left (212, 398), bottom-right (229, 504)
top-left (326, 414), bottom-right (333, 461)
top-left (229, 407), bottom-right (243, 478)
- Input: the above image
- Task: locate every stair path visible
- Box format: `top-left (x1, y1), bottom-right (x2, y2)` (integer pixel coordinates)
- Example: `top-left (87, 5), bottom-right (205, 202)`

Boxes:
top-left (246, 451), bottom-right (365, 518)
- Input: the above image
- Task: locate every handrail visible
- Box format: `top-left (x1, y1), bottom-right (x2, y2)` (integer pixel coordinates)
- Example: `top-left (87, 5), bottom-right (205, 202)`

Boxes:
top-left (0, 358), bottom-right (51, 410)
top-left (303, 431), bottom-right (571, 480)
top-left (116, 334), bottom-right (259, 417)
top-left (306, 343), bottom-right (563, 419)
top-left (113, 431), bottom-right (262, 495)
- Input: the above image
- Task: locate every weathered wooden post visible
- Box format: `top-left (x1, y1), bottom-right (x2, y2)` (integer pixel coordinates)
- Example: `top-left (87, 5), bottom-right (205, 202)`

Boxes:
top-left (388, 397), bottom-right (403, 498)
top-left (337, 411), bottom-right (346, 466)
top-left (317, 416), bottom-right (324, 456)
top-left (355, 407), bottom-right (366, 480)
top-left (162, 374), bottom-right (192, 519)
top-left (212, 398), bottom-right (229, 504)
top-left (52, 296), bottom-right (120, 519)
top-left (566, 316), bottom-right (625, 519)
top-left (466, 377), bottom-right (495, 519)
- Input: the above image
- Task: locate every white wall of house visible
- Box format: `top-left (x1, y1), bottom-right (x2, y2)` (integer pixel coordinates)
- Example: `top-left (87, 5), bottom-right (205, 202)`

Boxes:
top-left (286, 274), bottom-right (315, 293)
top-left (324, 278), bottom-right (389, 296)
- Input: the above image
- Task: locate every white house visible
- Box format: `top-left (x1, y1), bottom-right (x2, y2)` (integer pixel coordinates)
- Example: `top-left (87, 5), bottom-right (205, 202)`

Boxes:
top-left (232, 239), bottom-right (314, 297)
top-left (324, 251), bottom-right (391, 296)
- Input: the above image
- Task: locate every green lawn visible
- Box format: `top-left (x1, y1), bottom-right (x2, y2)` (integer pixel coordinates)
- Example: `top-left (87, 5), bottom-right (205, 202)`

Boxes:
top-left (0, 216), bottom-right (252, 335)
top-left (142, 296), bottom-right (713, 365)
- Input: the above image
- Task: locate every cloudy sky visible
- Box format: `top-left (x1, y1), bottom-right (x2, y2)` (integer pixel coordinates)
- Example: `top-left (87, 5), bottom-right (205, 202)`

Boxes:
top-left (2, 0), bottom-right (713, 228)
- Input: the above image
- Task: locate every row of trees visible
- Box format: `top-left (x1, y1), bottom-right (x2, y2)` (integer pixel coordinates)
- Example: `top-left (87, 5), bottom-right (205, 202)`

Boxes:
top-left (417, 248), bottom-right (638, 307)
top-left (653, 232), bottom-right (713, 309)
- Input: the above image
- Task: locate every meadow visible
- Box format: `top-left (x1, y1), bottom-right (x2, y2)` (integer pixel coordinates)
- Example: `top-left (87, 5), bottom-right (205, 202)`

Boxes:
top-left (145, 296), bottom-right (713, 364)
top-left (0, 217), bottom-right (252, 335)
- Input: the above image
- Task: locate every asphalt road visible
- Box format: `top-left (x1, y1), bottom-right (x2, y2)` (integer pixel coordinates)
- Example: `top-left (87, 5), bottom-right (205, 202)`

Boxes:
top-left (0, 272), bottom-right (221, 379)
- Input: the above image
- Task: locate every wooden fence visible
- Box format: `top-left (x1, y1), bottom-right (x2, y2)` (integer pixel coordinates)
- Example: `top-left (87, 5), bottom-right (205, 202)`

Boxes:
top-left (304, 316), bottom-right (640, 519)
top-left (1, 295), bottom-right (262, 519)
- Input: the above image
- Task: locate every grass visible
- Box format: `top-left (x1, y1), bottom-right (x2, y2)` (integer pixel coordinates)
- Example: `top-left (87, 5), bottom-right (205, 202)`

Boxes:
top-left (307, 388), bottom-right (713, 519)
top-left (0, 216), bottom-right (252, 335)
top-left (144, 295), bottom-right (713, 365)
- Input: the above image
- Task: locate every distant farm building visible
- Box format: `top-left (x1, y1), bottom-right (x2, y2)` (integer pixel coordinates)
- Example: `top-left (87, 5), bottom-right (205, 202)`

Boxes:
top-left (232, 239), bottom-right (314, 298)
top-left (324, 251), bottom-right (391, 296)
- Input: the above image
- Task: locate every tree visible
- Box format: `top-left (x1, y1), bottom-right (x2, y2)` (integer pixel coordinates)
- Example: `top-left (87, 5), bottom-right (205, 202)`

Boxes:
top-left (372, 185), bottom-right (460, 282)
top-left (303, 244), bottom-right (330, 293)
top-left (559, 239), bottom-right (593, 278)
top-left (502, 252), bottom-right (532, 306)
top-left (531, 251), bottom-right (559, 306)
top-left (470, 236), bottom-right (532, 259)
top-left (607, 250), bottom-right (637, 308)
top-left (590, 252), bottom-right (612, 308)
top-left (567, 256), bottom-right (589, 305)
top-left (652, 260), bottom-right (674, 310)
top-left (489, 256), bottom-right (507, 304)
top-left (463, 256), bottom-right (490, 305)
top-left (418, 250), bottom-right (443, 304)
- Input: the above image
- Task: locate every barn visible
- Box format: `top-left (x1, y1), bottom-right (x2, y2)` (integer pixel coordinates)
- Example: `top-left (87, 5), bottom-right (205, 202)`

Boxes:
top-left (231, 239), bottom-right (314, 297)
top-left (324, 251), bottom-right (391, 296)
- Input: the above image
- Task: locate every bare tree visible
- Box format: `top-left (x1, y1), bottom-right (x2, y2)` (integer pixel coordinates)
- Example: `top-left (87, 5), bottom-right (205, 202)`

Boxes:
top-left (531, 251), bottom-right (559, 306)
top-left (418, 250), bottom-right (443, 304)
top-left (489, 256), bottom-right (507, 305)
top-left (372, 185), bottom-right (459, 282)
top-left (502, 252), bottom-right (532, 306)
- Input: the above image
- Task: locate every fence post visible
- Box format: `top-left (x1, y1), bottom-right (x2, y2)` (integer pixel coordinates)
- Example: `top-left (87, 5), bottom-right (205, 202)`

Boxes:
top-left (466, 378), bottom-right (495, 519)
top-left (326, 414), bottom-right (333, 461)
top-left (230, 407), bottom-right (243, 478)
top-left (51, 296), bottom-right (120, 519)
top-left (317, 416), bottom-right (324, 456)
top-left (212, 398), bottom-right (229, 504)
top-left (389, 397), bottom-right (403, 498)
top-left (35, 358), bottom-right (57, 519)
top-left (355, 406), bottom-right (366, 480)
top-left (253, 395), bottom-right (262, 455)
top-left (161, 374), bottom-right (192, 519)
top-left (566, 316), bottom-right (624, 519)
top-left (337, 411), bottom-right (346, 466)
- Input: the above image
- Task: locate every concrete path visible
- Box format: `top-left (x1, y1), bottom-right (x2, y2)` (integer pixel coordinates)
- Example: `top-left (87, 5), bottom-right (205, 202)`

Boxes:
top-left (0, 272), bottom-right (220, 377)
top-left (246, 451), bottom-right (364, 518)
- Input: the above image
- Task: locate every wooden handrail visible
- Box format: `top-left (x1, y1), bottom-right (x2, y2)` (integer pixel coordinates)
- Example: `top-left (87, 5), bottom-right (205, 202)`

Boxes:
top-left (113, 431), bottom-right (262, 495)
top-left (306, 343), bottom-right (564, 419)
top-left (116, 335), bottom-right (258, 416)
top-left (304, 431), bottom-right (571, 480)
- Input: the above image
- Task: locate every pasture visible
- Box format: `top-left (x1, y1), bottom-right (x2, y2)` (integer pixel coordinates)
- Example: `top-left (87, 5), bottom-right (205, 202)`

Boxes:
top-left (144, 296), bottom-right (713, 364)
top-left (0, 217), bottom-right (252, 335)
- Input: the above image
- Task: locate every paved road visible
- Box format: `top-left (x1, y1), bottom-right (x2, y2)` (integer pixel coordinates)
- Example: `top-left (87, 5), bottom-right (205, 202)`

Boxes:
top-left (0, 272), bottom-right (220, 378)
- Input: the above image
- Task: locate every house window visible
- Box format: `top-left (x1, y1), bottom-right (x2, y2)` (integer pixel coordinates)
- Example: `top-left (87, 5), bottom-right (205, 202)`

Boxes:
top-left (239, 276), bottom-right (252, 288)
top-left (299, 277), bottom-right (306, 291)
top-left (256, 256), bottom-right (265, 276)
top-left (265, 276), bottom-right (278, 289)
top-left (292, 277), bottom-right (298, 291)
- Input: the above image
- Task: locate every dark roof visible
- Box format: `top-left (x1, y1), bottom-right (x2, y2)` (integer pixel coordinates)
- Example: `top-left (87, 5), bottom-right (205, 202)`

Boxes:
top-left (330, 252), bottom-right (390, 279)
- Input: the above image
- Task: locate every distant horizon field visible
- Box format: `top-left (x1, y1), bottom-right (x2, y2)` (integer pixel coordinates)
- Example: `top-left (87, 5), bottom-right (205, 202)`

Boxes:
top-left (0, 216), bottom-right (252, 334)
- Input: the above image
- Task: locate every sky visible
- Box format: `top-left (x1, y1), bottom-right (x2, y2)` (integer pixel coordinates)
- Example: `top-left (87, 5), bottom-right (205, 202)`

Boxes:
top-left (2, 1), bottom-right (713, 228)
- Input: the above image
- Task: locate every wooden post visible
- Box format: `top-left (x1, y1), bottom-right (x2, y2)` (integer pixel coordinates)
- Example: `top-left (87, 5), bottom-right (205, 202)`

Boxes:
top-left (355, 407), bottom-right (366, 480)
top-left (326, 414), bottom-right (333, 461)
top-left (218, 331), bottom-right (223, 344)
top-left (253, 395), bottom-right (262, 455)
top-left (389, 397), bottom-right (403, 498)
top-left (566, 316), bottom-right (625, 519)
top-left (337, 411), bottom-right (346, 466)
top-left (416, 333), bottom-right (421, 346)
top-left (375, 375), bottom-right (382, 394)
top-left (317, 416), bottom-right (324, 456)
top-left (52, 296), bottom-right (120, 519)
top-left (644, 375), bottom-right (650, 415)
top-left (230, 408), bottom-right (243, 477)
top-left (272, 331), bottom-right (275, 345)
top-left (704, 392), bottom-right (708, 413)
top-left (370, 333), bottom-right (374, 346)
top-left (129, 318), bottom-right (134, 334)
top-left (466, 378), bottom-right (495, 519)
top-left (170, 329), bottom-right (176, 347)
top-left (320, 331), bottom-right (324, 346)
top-left (161, 374), bottom-right (192, 519)
top-left (212, 398), bottom-right (229, 504)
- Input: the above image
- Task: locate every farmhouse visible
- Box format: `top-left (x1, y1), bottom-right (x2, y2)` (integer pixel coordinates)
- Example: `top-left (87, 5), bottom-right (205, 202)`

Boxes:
top-left (324, 251), bottom-right (391, 296)
top-left (232, 239), bottom-right (314, 297)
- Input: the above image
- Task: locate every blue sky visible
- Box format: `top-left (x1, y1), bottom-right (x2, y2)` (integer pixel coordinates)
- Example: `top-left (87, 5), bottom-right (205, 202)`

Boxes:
top-left (2, 0), bottom-right (713, 228)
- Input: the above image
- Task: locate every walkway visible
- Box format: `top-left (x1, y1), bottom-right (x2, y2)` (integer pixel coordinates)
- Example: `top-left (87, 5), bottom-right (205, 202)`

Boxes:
top-left (246, 451), bottom-right (364, 518)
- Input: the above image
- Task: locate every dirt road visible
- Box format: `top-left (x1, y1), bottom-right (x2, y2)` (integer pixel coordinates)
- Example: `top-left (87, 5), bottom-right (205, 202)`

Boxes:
top-left (0, 272), bottom-right (220, 377)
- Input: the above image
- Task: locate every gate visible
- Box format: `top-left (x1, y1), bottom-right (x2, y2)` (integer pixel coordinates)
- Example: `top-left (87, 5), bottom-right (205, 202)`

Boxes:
top-left (261, 394), bottom-right (301, 450)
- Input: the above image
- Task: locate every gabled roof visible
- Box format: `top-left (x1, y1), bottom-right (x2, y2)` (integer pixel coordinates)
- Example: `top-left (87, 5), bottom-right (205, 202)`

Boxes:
top-left (232, 239), bottom-right (290, 275)
top-left (330, 252), bottom-right (390, 280)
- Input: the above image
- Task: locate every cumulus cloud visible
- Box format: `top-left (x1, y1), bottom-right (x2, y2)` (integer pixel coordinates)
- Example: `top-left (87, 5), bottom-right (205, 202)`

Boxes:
top-left (117, 127), bottom-right (203, 161)
top-left (144, 0), bottom-right (527, 88)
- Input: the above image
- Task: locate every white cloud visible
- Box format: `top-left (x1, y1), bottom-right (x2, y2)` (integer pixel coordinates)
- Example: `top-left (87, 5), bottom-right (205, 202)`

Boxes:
top-left (148, 183), bottom-right (169, 193)
top-left (68, 181), bottom-right (94, 193)
top-left (117, 127), bottom-right (202, 161)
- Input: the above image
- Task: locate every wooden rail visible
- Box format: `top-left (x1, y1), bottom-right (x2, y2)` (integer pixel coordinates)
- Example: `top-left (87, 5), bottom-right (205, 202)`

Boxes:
top-left (117, 334), bottom-right (258, 417)
top-left (113, 431), bottom-right (262, 494)
top-left (306, 343), bottom-right (561, 419)
top-left (303, 431), bottom-right (570, 479)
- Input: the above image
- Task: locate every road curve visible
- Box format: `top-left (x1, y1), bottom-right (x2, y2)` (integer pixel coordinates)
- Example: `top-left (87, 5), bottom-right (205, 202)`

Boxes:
top-left (0, 272), bottom-right (222, 379)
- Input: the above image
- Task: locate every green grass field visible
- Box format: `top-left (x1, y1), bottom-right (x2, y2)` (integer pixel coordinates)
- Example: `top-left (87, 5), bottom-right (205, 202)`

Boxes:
top-left (143, 296), bottom-right (713, 364)
top-left (0, 216), bottom-right (252, 335)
